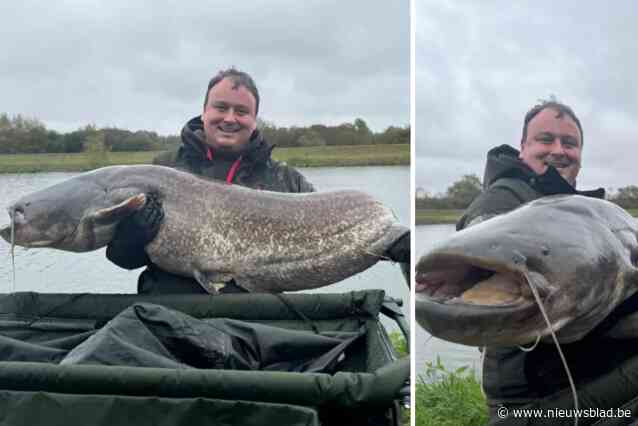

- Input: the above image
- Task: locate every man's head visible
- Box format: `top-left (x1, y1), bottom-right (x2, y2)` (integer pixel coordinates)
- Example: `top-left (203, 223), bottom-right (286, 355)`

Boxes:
top-left (519, 100), bottom-right (583, 187)
top-left (201, 68), bottom-right (260, 154)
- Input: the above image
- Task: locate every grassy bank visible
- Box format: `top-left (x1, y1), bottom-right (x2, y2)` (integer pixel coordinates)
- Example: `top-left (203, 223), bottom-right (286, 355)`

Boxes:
top-left (417, 207), bottom-right (638, 225)
top-left (416, 358), bottom-right (488, 426)
top-left (389, 331), bottom-right (410, 426)
top-left (416, 209), bottom-right (464, 225)
top-left (0, 144), bottom-right (409, 173)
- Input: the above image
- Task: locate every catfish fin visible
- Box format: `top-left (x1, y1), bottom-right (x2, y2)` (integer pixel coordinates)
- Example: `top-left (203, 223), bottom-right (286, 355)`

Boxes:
top-left (193, 269), bottom-right (234, 295)
top-left (91, 194), bottom-right (147, 224)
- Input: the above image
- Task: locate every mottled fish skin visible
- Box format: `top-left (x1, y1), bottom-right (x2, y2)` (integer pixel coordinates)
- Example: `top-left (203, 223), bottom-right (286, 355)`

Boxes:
top-left (415, 194), bottom-right (638, 346)
top-left (0, 165), bottom-right (407, 293)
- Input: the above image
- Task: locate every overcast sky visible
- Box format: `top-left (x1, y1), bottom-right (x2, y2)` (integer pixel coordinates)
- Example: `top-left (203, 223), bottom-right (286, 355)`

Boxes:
top-left (417, 1), bottom-right (638, 195)
top-left (0, 1), bottom-right (408, 135)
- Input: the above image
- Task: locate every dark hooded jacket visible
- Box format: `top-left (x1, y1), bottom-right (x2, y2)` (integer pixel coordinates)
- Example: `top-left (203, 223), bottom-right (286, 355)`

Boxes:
top-left (461, 145), bottom-right (638, 421)
top-left (154, 116), bottom-right (314, 192)
top-left (457, 144), bottom-right (604, 229)
top-left (106, 116), bottom-right (314, 293)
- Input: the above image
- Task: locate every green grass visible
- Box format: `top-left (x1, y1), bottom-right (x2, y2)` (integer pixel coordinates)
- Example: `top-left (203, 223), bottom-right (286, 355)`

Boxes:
top-left (389, 331), bottom-right (409, 358)
top-left (416, 357), bottom-right (488, 426)
top-left (389, 331), bottom-right (410, 426)
top-left (417, 207), bottom-right (638, 225)
top-left (416, 209), bottom-right (463, 225)
top-left (0, 144), bottom-right (409, 173)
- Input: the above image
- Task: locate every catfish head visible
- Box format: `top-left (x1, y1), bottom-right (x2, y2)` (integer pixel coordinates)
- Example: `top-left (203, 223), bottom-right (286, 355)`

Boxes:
top-left (416, 195), bottom-right (638, 347)
top-left (0, 168), bottom-right (150, 252)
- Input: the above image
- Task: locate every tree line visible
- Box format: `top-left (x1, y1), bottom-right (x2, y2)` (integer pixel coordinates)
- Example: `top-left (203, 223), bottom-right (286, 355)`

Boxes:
top-left (417, 174), bottom-right (638, 210)
top-left (0, 113), bottom-right (409, 155)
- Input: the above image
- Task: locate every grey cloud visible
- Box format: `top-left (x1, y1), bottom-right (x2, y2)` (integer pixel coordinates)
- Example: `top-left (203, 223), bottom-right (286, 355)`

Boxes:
top-left (417, 0), bottom-right (638, 194)
top-left (0, 0), bottom-right (408, 135)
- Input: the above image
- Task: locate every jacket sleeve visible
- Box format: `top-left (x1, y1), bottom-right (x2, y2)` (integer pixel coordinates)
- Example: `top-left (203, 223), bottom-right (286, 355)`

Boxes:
top-left (106, 235), bottom-right (151, 270)
top-left (278, 164), bottom-right (315, 193)
top-left (456, 187), bottom-right (523, 230)
top-left (294, 170), bottom-right (315, 193)
top-left (105, 194), bottom-right (164, 270)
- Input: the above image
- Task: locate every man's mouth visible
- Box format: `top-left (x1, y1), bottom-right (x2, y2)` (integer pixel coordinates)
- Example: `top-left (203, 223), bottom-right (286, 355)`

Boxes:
top-left (218, 125), bottom-right (241, 133)
top-left (544, 159), bottom-right (571, 169)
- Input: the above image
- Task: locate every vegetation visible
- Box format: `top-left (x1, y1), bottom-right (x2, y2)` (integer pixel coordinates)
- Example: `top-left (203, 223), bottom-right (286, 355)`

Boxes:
top-left (389, 331), bottom-right (410, 426)
top-left (0, 113), bottom-right (408, 155)
top-left (416, 209), bottom-right (463, 225)
top-left (416, 357), bottom-right (488, 426)
top-left (416, 175), bottom-right (482, 211)
top-left (0, 144), bottom-right (409, 173)
top-left (389, 331), bottom-right (408, 358)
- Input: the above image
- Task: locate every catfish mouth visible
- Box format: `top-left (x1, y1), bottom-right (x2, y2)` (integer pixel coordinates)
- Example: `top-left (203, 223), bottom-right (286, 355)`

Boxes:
top-left (416, 255), bottom-right (541, 307)
top-left (0, 222), bottom-right (59, 247)
top-left (0, 224), bottom-right (9, 242)
top-left (416, 255), bottom-right (555, 347)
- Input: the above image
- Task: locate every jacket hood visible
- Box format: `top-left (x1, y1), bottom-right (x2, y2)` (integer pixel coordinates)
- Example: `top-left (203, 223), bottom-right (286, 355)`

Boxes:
top-left (482, 144), bottom-right (533, 188)
top-left (483, 144), bottom-right (604, 198)
top-left (180, 116), bottom-right (274, 165)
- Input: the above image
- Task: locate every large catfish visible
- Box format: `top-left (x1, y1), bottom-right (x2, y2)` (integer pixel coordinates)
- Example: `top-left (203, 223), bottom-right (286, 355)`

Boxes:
top-left (0, 165), bottom-right (407, 293)
top-left (415, 194), bottom-right (638, 346)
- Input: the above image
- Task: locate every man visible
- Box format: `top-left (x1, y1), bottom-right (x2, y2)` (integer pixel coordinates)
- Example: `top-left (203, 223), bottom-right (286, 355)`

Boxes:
top-left (458, 100), bottom-right (602, 229)
top-left (107, 68), bottom-right (409, 294)
top-left (106, 68), bottom-right (314, 294)
top-left (459, 100), bottom-right (638, 423)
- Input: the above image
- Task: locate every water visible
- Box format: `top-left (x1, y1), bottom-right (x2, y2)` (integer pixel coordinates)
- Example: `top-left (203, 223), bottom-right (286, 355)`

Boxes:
top-left (415, 224), bottom-right (482, 378)
top-left (0, 166), bottom-right (410, 329)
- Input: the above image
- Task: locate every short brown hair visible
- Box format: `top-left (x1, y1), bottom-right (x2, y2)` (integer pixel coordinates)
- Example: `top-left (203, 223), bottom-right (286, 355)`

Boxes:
top-left (203, 68), bottom-right (260, 115)
top-left (521, 99), bottom-right (583, 146)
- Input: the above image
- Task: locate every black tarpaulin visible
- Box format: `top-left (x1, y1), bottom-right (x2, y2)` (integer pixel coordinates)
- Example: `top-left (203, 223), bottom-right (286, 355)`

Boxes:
top-left (58, 302), bottom-right (364, 372)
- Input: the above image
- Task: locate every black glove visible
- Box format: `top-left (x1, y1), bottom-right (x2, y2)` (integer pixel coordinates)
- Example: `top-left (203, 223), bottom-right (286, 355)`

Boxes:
top-left (384, 231), bottom-right (410, 288)
top-left (385, 231), bottom-right (410, 263)
top-left (106, 194), bottom-right (164, 269)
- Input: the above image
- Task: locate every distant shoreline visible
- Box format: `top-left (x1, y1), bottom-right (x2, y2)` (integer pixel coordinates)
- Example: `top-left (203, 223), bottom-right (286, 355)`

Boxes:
top-left (0, 144), bottom-right (409, 173)
top-left (417, 207), bottom-right (638, 225)
top-left (416, 209), bottom-right (463, 225)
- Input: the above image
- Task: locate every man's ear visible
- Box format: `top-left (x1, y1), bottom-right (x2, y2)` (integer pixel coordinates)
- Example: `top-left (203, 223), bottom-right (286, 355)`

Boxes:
top-left (519, 140), bottom-right (527, 157)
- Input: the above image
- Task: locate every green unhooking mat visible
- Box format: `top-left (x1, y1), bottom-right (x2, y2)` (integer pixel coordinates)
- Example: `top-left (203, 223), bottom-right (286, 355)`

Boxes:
top-left (0, 290), bottom-right (408, 426)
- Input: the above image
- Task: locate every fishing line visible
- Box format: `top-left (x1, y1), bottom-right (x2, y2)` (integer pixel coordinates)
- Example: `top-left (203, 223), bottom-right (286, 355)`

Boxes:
top-left (518, 334), bottom-right (541, 352)
top-left (10, 215), bottom-right (15, 292)
top-left (480, 346), bottom-right (487, 398)
top-left (522, 269), bottom-right (579, 426)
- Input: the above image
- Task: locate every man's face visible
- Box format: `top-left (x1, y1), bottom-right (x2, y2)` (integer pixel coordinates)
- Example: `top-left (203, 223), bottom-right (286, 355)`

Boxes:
top-left (519, 107), bottom-right (582, 186)
top-left (202, 77), bottom-right (257, 154)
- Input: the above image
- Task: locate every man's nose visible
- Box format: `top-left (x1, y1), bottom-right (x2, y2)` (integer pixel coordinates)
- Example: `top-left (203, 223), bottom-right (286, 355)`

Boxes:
top-left (549, 138), bottom-right (565, 155)
top-left (222, 109), bottom-right (238, 122)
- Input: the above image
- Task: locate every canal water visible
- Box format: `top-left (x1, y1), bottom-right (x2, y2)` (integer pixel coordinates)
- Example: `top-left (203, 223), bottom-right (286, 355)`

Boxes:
top-left (0, 166), bottom-right (410, 332)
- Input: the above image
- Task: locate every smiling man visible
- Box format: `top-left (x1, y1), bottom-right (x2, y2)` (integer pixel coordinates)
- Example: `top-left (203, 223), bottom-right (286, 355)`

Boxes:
top-left (454, 101), bottom-right (638, 422)
top-left (519, 104), bottom-right (582, 187)
top-left (160, 68), bottom-right (315, 191)
top-left (457, 100), bottom-right (603, 230)
top-left (105, 68), bottom-right (314, 294)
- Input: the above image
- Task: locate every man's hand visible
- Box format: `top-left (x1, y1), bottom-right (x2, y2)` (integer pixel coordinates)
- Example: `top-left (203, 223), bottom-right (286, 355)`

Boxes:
top-left (385, 231), bottom-right (410, 263)
top-left (383, 231), bottom-right (410, 288)
top-left (122, 193), bottom-right (164, 243)
top-left (105, 194), bottom-right (164, 270)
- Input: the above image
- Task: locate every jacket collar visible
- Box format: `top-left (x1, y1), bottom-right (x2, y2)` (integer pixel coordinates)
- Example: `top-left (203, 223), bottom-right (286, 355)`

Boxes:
top-left (483, 144), bottom-right (605, 199)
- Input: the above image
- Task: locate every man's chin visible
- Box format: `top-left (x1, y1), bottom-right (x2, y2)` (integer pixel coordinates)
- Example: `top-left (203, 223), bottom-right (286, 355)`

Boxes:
top-left (206, 137), bottom-right (248, 154)
top-left (554, 168), bottom-right (578, 187)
